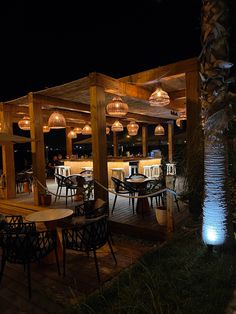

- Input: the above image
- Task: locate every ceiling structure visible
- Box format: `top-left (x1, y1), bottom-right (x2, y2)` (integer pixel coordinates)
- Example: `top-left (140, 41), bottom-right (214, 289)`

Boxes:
top-left (2, 58), bottom-right (195, 128)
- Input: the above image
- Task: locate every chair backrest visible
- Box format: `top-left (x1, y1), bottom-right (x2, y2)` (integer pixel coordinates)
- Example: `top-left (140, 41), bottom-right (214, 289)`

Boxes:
top-left (80, 170), bottom-right (93, 178)
top-left (75, 199), bottom-right (107, 217)
top-left (54, 173), bottom-right (66, 186)
top-left (2, 229), bottom-right (57, 264)
top-left (128, 173), bottom-right (147, 179)
top-left (111, 177), bottom-right (127, 192)
top-left (63, 215), bottom-right (109, 252)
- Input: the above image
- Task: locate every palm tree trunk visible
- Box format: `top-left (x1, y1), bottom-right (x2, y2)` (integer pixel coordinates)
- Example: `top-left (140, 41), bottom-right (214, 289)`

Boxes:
top-left (200, 0), bottom-right (234, 248)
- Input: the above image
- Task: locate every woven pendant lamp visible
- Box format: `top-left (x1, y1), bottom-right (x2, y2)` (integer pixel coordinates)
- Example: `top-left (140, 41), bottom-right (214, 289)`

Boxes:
top-left (149, 84), bottom-right (170, 107)
top-left (18, 116), bottom-right (30, 130)
top-left (48, 111), bottom-right (66, 129)
top-left (106, 96), bottom-right (128, 117)
top-left (154, 124), bottom-right (165, 136)
top-left (68, 129), bottom-right (77, 139)
top-left (82, 124), bottom-right (92, 135)
top-left (127, 121), bottom-right (139, 136)
top-left (74, 127), bottom-right (82, 134)
top-left (111, 120), bottom-right (123, 132)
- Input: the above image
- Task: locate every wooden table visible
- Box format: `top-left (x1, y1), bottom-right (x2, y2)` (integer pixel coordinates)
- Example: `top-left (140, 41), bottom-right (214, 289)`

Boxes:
top-left (26, 208), bottom-right (73, 263)
top-left (126, 178), bottom-right (151, 215)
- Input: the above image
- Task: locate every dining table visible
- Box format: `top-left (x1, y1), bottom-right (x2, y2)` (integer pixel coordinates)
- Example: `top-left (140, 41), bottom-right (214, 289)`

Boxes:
top-left (126, 178), bottom-right (151, 215)
top-left (25, 208), bottom-right (73, 263)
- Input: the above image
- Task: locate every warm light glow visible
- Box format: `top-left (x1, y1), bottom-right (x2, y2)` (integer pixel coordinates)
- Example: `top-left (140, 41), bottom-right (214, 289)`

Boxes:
top-left (149, 86), bottom-right (170, 107)
top-left (202, 140), bottom-right (227, 245)
top-left (176, 112), bottom-right (187, 127)
top-left (106, 96), bottom-right (128, 117)
top-left (74, 127), bottom-right (82, 134)
top-left (43, 125), bottom-right (50, 133)
top-left (111, 120), bottom-right (123, 132)
top-left (48, 111), bottom-right (66, 129)
top-left (68, 130), bottom-right (77, 139)
top-left (127, 121), bottom-right (139, 136)
top-left (106, 127), bottom-right (110, 135)
top-left (82, 124), bottom-right (92, 135)
top-left (18, 116), bottom-right (30, 130)
top-left (154, 124), bottom-right (165, 136)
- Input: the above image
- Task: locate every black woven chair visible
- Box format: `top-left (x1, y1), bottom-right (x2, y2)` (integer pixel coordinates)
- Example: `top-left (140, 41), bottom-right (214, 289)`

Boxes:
top-left (111, 177), bottom-right (136, 214)
top-left (62, 214), bottom-right (116, 282)
top-left (0, 227), bottom-right (60, 299)
top-left (54, 173), bottom-right (67, 202)
top-left (75, 199), bottom-right (107, 218)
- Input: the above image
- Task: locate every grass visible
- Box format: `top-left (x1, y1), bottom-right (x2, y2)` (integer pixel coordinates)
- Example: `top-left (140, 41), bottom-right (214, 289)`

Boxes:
top-left (66, 231), bottom-right (236, 314)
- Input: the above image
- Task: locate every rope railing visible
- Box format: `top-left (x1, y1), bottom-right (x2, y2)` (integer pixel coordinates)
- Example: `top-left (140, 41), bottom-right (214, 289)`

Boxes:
top-left (32, 175), bottom-right (177, 200)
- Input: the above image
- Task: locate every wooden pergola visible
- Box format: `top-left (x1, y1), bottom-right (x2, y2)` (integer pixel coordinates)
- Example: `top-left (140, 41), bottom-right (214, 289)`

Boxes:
top-left (0, 57), bottom-right (202, 207)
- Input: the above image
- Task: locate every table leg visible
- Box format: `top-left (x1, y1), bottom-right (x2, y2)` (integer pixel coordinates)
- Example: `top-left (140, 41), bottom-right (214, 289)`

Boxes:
top-left (136, 196), bottom-right (150, 215)
top-left (43, 221), bottom-right (63, 264)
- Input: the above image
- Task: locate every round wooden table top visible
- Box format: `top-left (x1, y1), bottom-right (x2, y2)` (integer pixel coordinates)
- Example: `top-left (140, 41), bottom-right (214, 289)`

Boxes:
top-left (25, 208), bottom-right (73, 223)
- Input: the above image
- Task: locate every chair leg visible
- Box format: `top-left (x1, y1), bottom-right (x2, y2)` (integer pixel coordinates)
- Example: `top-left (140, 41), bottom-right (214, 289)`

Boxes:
top-left (55, 185), bottom-right (60, 202)
top-left (63, 247), bottom-right (66, 277)
top-left (93, 249), bottom-right (100, 283)
top-left (66, 188), bottom-right (68, 206)
top-left (131, 194), bottom-right (135, 214)
top-left (107, 239), bottom-right (117, 264)
top-left (111, 195), bottom-right (117, 214)
top-left (54, 247), bottom-right (61, 276)
top-left (27, 262), bottom-right (32, 299)
top-left (175, 196), bottom-right (180, 212)
top-left (0, 249), bottom-right (6, 283)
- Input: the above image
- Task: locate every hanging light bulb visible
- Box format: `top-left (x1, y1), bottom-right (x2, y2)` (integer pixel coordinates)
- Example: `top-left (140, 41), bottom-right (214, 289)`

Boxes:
top-left (82, 124), bottom-right (92, 135)
top-left (106, 127), bottom-right (110, 135)
top-left (154, 124), bottom-right (165, 136)
top-left (43, 125), bottom-right (50, 133)
top-left (111, 120), bottom-right (123, 132)
top-left (127, 121), bottom-right (139, 136)
top-left (106, 96), bottom-right (128, 117)
top-left (18, 116), bottom-right (30, 130)
top-left (149, 85), bottom-right (170, 107)
top-left (68, 129), bottom-right (77, 139)
top-left (48, 111), bottom-right (66, 129)
top-left (74, 127), bottom-right (82, 134)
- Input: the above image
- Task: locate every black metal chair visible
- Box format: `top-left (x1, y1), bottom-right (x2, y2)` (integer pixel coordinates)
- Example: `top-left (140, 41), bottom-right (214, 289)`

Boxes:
top-left (74, 199), bottom-right (107, 218)
top-left (62, 215), bottom-right (117, 282)
top-left (0, 227), bottom-right (60, 299)
top-left (54, 173), bottom-right (67, 202)
top-left (111, 177), bottom-right (136, 214)
top-left (128, 173), bottom-right (148, 179)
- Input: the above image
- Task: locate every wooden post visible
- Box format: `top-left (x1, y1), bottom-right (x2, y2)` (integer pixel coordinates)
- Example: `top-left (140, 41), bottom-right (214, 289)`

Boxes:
top-left (168, 121), bottom-right (173, 163)
top-left (166, 175), bottom-right (174, 235)
top-left (113, 131), bottom-right (118, 157)
top-left (0, 103), bottom-right (16, 198)
top-left (28, 92), bottom-right (46, 205)
top-left (90, 74), bottom-right (108, 204)
top-left (142, 125), bottom-right (148, 157)
top-left (66, 127), bottom-right (72, 158)
top-left (186, 70), bottom-right (204, 215)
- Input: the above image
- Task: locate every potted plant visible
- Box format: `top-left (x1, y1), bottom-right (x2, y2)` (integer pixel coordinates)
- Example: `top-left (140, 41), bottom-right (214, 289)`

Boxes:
top-left (40, 189), bottom-right (52, 206)
top-left (155, 206), bottom-right (167, 225)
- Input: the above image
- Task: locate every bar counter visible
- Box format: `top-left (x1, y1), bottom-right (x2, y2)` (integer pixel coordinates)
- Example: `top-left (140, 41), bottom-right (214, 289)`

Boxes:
top-left (64, 157), bottom-right (161, 187)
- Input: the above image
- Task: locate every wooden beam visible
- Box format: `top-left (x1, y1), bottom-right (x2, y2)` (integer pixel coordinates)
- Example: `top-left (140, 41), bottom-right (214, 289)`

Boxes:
top-left (28, 92), bottom-right (46, 206)
top-left (66, 127), bottom-right (73, 158)
top-left (90, 84), bottom-right (108, 203)
top-left (119, 58), bottom-right (199, 84)
top-left (0, 103), bottom-right (16, 199)
top-left (168, 122), bottom-right (174, 162)
top-left (142, 126), bottom-right (148, 157)
top-left (113, 132), bottom-right (118, 157)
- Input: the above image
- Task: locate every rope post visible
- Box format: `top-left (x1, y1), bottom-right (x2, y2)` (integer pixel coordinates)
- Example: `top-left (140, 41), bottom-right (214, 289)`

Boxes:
top-left (166, 176), bottom-right (175, 235)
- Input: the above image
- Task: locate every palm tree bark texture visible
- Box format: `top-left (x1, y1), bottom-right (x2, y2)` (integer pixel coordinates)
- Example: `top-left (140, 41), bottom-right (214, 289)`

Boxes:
top-left (200, 0), bottom-right (235, 247)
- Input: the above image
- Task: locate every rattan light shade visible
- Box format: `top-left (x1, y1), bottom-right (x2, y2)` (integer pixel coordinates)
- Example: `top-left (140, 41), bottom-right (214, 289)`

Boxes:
top-left (149, 87), bottom-right (170, 107)
top-left (43, 125), bottom-right (50, 133)
top-left (154, 124), bottom-right (165, 136)
top-left (18, 116), bottom-right (30, 130)
top-left (68, 130), bottom-right (77, 139)
top-left (111, 120), bottom-right (123, 132)
top-left (82, 125), bottom-right (92, 135)
top-left (48, 111), bottom-right (66, 129)
top-left (106, 96), bottom-right (128, 117)
top-left (74, 127), bottom-right (82, 134)
top-left (127, 121), bottom-right (139, 136)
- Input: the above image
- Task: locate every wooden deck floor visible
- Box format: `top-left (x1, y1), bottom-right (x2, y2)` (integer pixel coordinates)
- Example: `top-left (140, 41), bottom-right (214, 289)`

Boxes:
top-left (0, 178), bottom-right (189, 242)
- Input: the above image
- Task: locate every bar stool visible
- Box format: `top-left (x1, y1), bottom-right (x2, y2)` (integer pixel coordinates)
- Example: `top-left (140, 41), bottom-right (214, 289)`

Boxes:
top-left (81, 167), bottom-right (93, 171)
top-left (62, 166), bottom-right (71, 177)
top-left (166, 163), bottom-right (176, 176)
top-left (111, 168), bottom-right (125, 182)
top-left (128, 164), bottom-right (138, 176)
top-left (152, 164), bottom-right (162, 178)
top-left (143, 165), bottom-right (153, 178)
